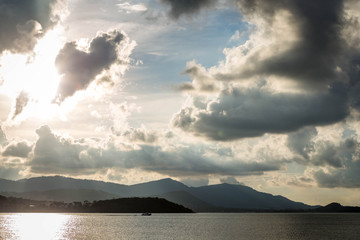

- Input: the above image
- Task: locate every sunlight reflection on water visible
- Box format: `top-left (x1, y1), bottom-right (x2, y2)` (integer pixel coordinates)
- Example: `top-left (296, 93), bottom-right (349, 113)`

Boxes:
top-left (1, 213), bottom-right (69, 240)
top-left (1, 213), bottom-right (360, 240)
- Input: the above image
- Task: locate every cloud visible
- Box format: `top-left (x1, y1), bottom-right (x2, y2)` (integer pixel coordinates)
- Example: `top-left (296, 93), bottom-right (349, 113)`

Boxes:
top-left (220, 176), bottom-right (242, 185)
top-left (0, 0), bottom-right (64, 54)
top-left (0, 127), bottom-right (7, 146)
top-left (222, 0), bottom-right (347, 88)
top-left (310, 140), bottom-right (350, 168)
top-left (172, 87), bottom-right (348, 140)
top-left (54, 30), bottom-right (133, 103)
top-left (0, 165), bottom-right (25, 180)
top-left (177, 60), bottom-right (219, 93)
top-left (117, 2), bottom-right (147, 13)
top-left (115, 127), bottom-right (158, 144)
top-left (28, 125), bottom-right (283, 177)
top-left (173, 0), bottom-right (360, 141)
top-left (159, 0), bottom-right (217, 19)
top-left (286, 133), bottom-right (360, 188)
top-left (180, 177), bottom-right (209, 187)
top-left (287, 126), bottom-right (358, 168)
top-left (85, 144), bottom-right (283, 177)
top-left (286, 176), bottom-right (314, 188)
top-left (30, 125), bottom-right (90, 174)
top-left (11, 91), bottom-right (29, 120)
top-left (314, 161), bottom-right (360, 188)
top-left (287, 126), bottom-right (318, 160)
top-left (313, 138), bottom-right (360, 188)
top-left (2, 141), bottom-right (32, 158)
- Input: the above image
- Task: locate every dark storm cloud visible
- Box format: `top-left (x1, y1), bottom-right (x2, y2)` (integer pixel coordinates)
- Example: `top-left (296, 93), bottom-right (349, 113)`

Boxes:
top-left (314, 164), bottom-right (360, 188)
top-left (29, 125), bottom-right (282, 176)
top-left (54, 30), bottom-right (126, 103)
top-left (159, 0), bottom-right (217, 19)
top-left (12, 91), bottom-right (29, 120)
top-left (287, 127), bottom-right (318, 160)
top-left (173, 88), bottom-right (348, 140)
top-left (287, 127), bottom-right (358, 168)
top-left (287, 133), bottom-right (360, 188)
top-left (174, 0), bottom-right (360, 141)
top-left (347, 52), bottom-right (360, 111)
top-left (0, 0), bottom-right (62, 54)
top-left (2, 141), bottom-right (32, 158)
top-left (313, 138), bottom-right (360, 188)
top-left (310, 141), bottom-right (348, 168)
top-left (225, 0), bottom-right (346, 88)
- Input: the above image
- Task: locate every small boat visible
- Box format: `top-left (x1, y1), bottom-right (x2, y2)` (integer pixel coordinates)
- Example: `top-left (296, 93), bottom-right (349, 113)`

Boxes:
top-left (141, 213), bottom-right (152, 216)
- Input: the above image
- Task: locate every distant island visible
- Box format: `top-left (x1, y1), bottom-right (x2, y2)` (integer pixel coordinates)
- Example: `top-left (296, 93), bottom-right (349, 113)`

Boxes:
top-left (0, 195), bottom-right (193, 213)
top-left (312, 202), bottom-right (360, 213)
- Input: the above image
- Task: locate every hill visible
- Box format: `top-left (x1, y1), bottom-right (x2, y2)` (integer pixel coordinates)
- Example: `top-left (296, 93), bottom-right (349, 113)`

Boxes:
top-left (155, 191), bottom-right (223, 212)
top-left (313, 202), bottom-right (360, 213)
top-left (0, 195), bottom-right (193, 213)
top-left (0, 176), bottom-right (129, 195)
top-left (0, 189), bottom-right (118, 202)
top-left (187, 183), bottom-right (311, 210)
top-left (0, 176), bottom-right (315, 211)
top-left (89, 197), bottom-right (193, 213)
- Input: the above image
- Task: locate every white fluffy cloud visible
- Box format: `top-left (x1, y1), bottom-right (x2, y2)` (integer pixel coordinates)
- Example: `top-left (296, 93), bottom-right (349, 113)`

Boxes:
top-left (19, 125), bottom-right (282, 177)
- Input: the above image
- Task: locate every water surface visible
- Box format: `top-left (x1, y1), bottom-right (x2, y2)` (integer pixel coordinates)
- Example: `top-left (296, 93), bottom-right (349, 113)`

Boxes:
top-left (0, 213), bottom-right (359, 240)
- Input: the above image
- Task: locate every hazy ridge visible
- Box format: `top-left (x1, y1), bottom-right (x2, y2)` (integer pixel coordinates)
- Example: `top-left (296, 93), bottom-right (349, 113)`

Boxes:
top-left (0, 176), bottom-right (321, 212)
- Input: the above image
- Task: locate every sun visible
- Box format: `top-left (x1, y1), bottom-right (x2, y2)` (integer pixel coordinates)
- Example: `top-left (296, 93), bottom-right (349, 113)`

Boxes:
top-left (0, 28), bottom-right (65, 121)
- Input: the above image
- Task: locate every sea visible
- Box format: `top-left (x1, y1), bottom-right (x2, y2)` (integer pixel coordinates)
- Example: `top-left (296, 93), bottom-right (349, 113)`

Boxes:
top-left (0, 212), bottom-right (359, 240)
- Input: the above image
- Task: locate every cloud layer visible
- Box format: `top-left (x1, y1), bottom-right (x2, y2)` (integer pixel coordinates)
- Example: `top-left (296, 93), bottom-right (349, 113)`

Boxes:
top-left (28, 125), bottom-right (282, 177)
top-left (173, 88), bottom-right (348, 140)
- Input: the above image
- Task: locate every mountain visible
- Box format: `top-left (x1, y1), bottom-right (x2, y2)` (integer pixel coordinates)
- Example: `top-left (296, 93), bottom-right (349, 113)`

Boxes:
top-left (0, 176), bottom-right (187, 197)
top-left (155, 191), bottom-right (223, 212)
top-left (126, 178), bottom-right (189, 197)
top-left (8, 176), bottom-right (129, 195)
top-left (0, 189), bottom-right (118, 202)
top-left (187, 183), bottom-right (311, 210)
top-left (0, 176), bottom-right (314, 211)
top-left (313, 202), bottom-right (360, 212)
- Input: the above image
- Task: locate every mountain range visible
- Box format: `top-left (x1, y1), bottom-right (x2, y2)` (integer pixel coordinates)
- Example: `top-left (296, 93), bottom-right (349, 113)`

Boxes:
top-left (0, 176), bottom-right (315, 212)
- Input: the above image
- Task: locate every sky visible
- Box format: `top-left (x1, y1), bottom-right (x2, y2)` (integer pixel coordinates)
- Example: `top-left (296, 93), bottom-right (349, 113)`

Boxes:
top-left (0, 0), bottom-right (360, 206)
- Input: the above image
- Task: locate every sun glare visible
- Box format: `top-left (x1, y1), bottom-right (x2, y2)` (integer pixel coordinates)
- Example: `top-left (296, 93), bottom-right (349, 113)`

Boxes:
top-left (0, 28), bottom-right (65, 121)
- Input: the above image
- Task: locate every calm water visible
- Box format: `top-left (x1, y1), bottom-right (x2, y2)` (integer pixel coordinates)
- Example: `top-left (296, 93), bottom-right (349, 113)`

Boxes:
top-left (0, 213), bottom-right (359, 240)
